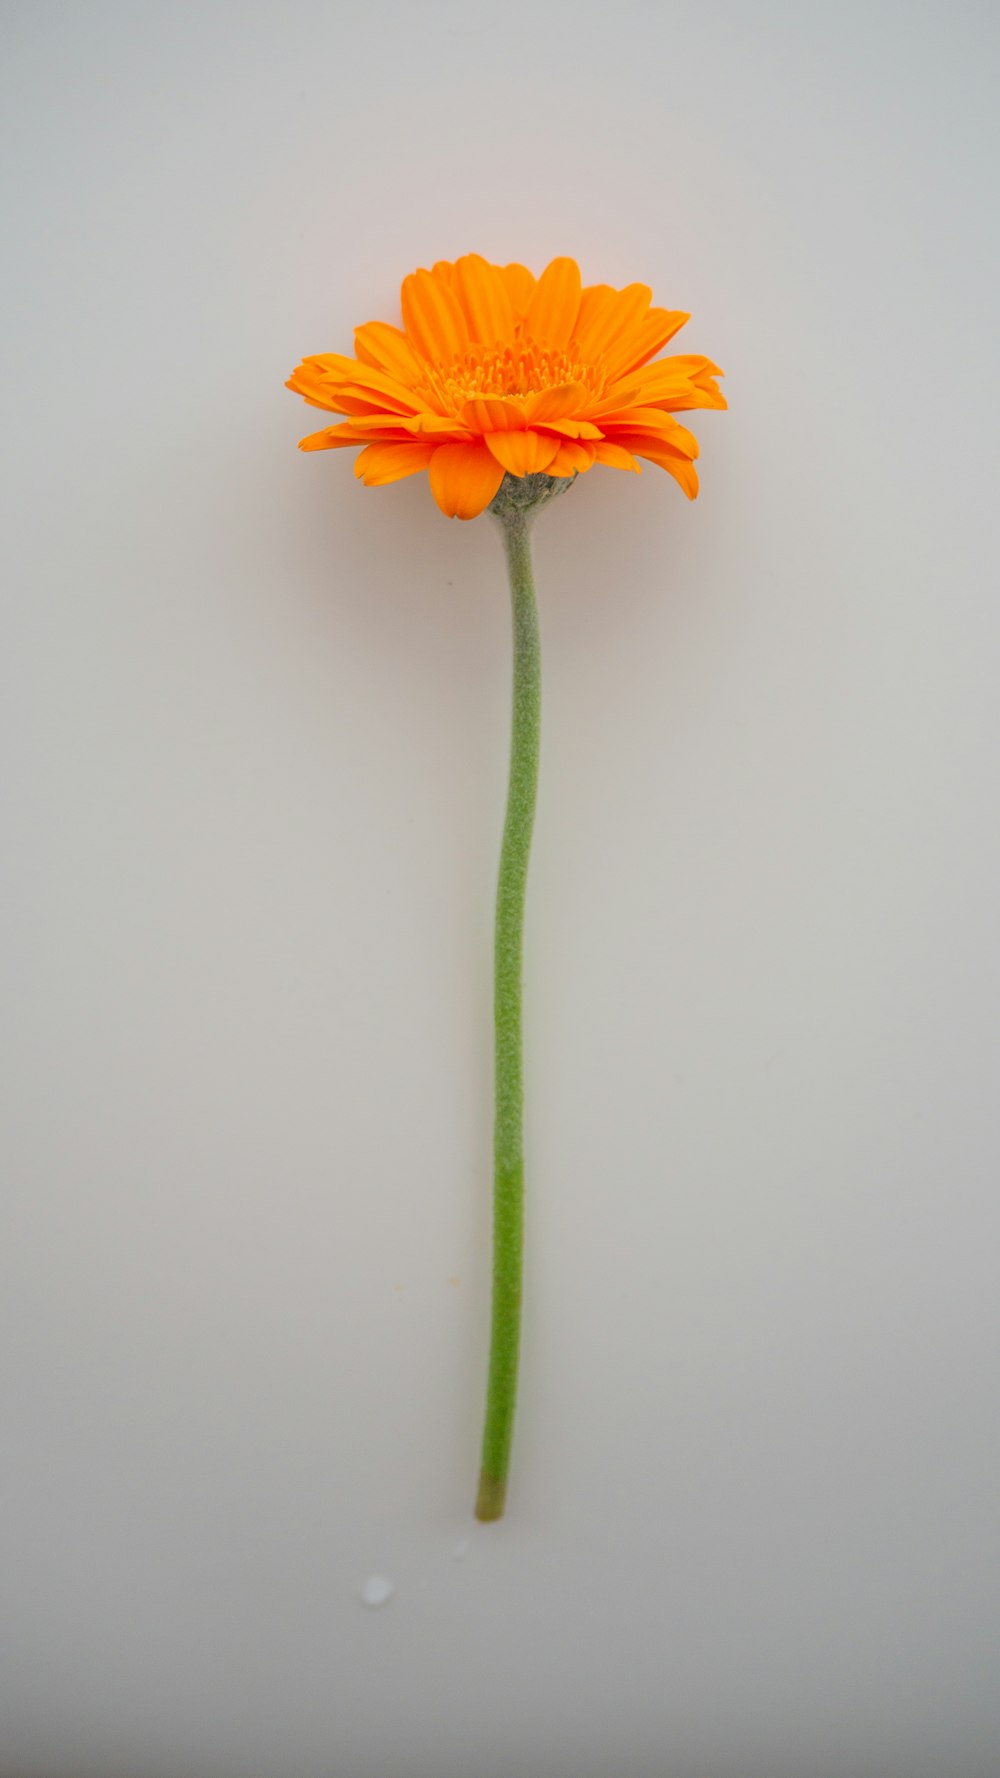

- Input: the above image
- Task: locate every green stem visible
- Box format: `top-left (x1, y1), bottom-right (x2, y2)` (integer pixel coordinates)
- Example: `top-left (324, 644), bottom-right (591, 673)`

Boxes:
top-left (476, 506), bottom-right (541, 1523)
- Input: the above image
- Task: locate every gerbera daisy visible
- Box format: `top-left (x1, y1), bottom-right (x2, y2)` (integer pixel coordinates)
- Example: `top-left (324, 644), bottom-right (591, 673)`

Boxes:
top-left (287, 253), bottom-right (725, 518)
top-left (287, 256), bottom-right (725, 1523)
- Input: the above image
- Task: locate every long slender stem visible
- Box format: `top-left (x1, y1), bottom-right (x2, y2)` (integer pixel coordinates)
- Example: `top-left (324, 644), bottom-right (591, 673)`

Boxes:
top-left (476, 507), bottom-right (541, 1523)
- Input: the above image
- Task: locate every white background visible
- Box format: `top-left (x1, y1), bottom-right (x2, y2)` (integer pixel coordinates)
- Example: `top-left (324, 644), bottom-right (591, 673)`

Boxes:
top-left (3, 3), bottom-right (999, 1775)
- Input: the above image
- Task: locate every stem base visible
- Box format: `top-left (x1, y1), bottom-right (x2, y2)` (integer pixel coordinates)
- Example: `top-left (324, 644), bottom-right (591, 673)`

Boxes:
top-left (475, 1471), bottom-right (507, 1523)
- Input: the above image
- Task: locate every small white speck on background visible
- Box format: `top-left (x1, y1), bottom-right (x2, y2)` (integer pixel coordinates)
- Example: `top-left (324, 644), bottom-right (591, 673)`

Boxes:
top-left (358, 1576), bottom-right (394, 1608)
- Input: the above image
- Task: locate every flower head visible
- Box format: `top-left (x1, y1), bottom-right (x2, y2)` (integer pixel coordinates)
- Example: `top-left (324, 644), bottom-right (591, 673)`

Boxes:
top-left (287, 255), bottom-right (725, 519)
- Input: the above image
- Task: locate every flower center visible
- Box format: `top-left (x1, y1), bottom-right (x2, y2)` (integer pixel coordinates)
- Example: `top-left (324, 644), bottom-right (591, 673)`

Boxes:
top-left (421, 339), bottom-right (606, 413)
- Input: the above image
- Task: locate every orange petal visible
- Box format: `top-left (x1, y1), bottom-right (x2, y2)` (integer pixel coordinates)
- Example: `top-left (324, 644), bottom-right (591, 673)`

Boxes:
top-left (624, 356), bottom-right (727, 412)
top-left (460, 396), bottom-right (527, 433)
top-left (353, 322), bottom-right (423, 385)
top-left (545, 439), bottom-right (597, 476)
top-left (591, 440), bottom-right (641, 472)
top-left (625, 355), bottom-right (722, 390)
top-left (286, 358), bottom-right (369, 413)
top-left (428, 440), bottom-right (505, 519)
top-left (401, 268), bottom-right (469, 362)
top-left (690, 364), bottom-right (727, 406)
top-left (536, 416), bottom-right (603, 440)
top-left (597, 410), bottom-right (700, 456)
top-left (406, 412), bottom-right (472, 437)
top-left (589, 359), bottom-right (712, 415)
top-left (656, 456), bottom-right (699, 498)
top-left (503, 262), bottom-right (537, 319)
top-left (574, 283), bottom-right (651, 361)
top-left (295, 353), bottom-right (425, 415)
top-left (286, 370), bottom-right (350, 414)
top-left (639, 386), bottom-right (727, 414)
top-left (581, 383), bottom-right (644, 418)
top-left (605, 434), bottom-right (700, 496)
top-left (484, 429), bottom-right (562, 476)
top-left (353, 441), bottom-right (437, 486)
top-left (331, 380), bottom-right (425, 417)
top-left (431, 259), bottom-right (456, 285)
top-left (298, 424), bottom-right (370, 452)
top-left (292, 351), bottom-right (355, 377)
top-left (452, 254), bottom-right (515, 345)
top-left (329, 392), bottom-right (408, 417)
top-left (572, 284), bottom-right (614, 342)
top-left (325, 384), bottom-right (457, 422)
top-left (523, 383), bottom-right (586, 424)
top-left (604, 309), bottom-right (690, 378)
top-left (296, 350), bottom-right (394, 385)
top-left (524, 257), bottom-right (582, 348)
top-left (657, 354), bottom-right (724, 378)
top-left (336, 411), bottom-right (466, 440)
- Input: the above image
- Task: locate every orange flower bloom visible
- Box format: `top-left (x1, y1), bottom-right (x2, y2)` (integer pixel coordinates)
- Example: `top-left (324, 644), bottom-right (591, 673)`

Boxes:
top-left (287, 254), bottom-right (725, 519)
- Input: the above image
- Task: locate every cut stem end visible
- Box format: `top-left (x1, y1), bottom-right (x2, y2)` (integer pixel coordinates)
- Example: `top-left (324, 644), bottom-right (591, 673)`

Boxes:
top-left (475, 1470), bottom-right (508, 1523)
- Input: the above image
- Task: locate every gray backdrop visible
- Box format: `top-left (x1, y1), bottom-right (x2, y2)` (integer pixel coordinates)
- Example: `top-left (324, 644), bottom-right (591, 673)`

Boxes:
top-left (2, 2), bottom-right (999, 1774)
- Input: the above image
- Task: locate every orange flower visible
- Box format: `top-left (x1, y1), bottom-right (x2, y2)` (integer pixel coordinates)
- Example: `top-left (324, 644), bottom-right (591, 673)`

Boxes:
top-left (287, 254), bottom-right (725, 519)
